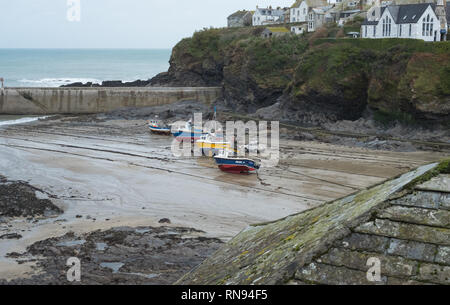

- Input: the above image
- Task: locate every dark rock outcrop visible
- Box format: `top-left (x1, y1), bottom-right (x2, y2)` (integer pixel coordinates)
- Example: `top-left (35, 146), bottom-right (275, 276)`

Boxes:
top-left (3, 226), bottom-right (223, 285)
top-left (149, 28), bottom-right (450, 131)
top-left (0, 179), bottom-right (62, 218)
top-left (61, 80), bottom-right (152, 88)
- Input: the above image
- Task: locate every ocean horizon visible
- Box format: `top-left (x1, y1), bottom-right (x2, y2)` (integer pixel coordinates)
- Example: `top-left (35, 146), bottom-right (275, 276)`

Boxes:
top-left (0, 48), bottom-right (171, 87)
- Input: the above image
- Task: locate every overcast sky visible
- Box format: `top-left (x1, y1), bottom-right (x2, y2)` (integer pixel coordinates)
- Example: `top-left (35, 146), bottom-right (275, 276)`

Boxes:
top-left (1, 0), bottom-right (294, 49)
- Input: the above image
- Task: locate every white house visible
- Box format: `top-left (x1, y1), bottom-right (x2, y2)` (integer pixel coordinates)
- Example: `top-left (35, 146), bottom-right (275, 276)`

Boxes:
top-left (291, 24), bottom-right (307, 34)
top-left (290, 0), bottom-right (328, 23)
top-left (253, 6), bottom-right (285, 25)
top-left (361, 3), bottom-right (442, 42)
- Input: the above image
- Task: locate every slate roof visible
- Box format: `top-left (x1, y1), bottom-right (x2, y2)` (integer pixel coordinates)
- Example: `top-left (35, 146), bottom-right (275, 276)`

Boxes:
top-left (228, 10), bottom-right (251, 19)
top-left (256, 7), bottom-right (285, 16)
top-left (291, 0), bottom-right (328, 8)
top-left (178, 161), bottom-right (450, 285)
top-left (391, 3), bottom-right (435, 24)
top-left (362, 3), bottom-right (436, 26)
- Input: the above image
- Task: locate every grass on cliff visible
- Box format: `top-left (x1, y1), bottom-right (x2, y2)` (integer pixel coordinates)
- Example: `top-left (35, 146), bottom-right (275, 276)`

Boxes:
top-left (240, 36), bottom-right (308, 89)
top-left (295, 38), bottom-right (450, 123)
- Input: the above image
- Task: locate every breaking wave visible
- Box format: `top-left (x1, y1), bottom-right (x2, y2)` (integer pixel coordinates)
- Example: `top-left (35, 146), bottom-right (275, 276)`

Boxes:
top-left (0, 116), bottom-right (49, 127)
top-left (18, 78), bottom-right (102, 87)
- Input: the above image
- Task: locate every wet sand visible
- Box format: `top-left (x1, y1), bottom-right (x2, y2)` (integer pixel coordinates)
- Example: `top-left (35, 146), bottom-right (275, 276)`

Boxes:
top-left (0, 116), bottom-right (447, 282)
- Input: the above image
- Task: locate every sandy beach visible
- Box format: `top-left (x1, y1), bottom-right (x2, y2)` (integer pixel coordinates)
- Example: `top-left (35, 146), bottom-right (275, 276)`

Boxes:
top-left (0, 114), bottom-right (447, 284)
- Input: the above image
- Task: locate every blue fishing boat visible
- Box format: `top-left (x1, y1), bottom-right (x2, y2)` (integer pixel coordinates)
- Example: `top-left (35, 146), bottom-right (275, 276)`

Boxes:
top-left (171, 120), bottom-right (204, 142)
top-left (214, 151), bottom-right (260, 174)
top-left (148, 117), bottom-right (171, 135)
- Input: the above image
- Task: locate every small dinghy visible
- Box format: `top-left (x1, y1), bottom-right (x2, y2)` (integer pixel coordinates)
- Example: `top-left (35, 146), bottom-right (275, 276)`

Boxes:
top-left (214, 150), bottom-right (260, 174)
top-left (148, 117), bottom-right (171, 135)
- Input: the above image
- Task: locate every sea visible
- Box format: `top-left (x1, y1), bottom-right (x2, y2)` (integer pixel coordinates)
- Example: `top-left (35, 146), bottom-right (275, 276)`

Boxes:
top-left (0, 48), bottom-right (171, 125)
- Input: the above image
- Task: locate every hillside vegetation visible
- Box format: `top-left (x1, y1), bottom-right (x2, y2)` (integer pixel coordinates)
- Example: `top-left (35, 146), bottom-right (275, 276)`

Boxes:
top-left (150, 26), bottom-right (450, 126)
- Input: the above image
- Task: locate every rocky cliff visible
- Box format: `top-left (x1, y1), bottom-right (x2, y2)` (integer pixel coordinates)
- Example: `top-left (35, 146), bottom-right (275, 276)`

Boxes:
top-left (150, 26), bottom-right (450, 130)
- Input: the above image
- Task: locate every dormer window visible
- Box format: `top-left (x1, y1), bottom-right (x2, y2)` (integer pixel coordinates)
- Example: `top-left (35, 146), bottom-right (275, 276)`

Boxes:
top-left (403, 15), bottom-right (407, 20)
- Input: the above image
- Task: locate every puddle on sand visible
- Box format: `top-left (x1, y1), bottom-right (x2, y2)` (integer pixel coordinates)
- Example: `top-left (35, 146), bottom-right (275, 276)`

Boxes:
top-left (123, 272), bottom-right (160, 279)
top-left (135, 228), bottom-right (151, 234)
top-left (100, 262), bottom-right (124, 273)
top-left (56, 240), bottom-right (86, 247)
top-left (95, 242), bottom-right (108, 251)
top-left (99, 262), bottom-right (159, 279)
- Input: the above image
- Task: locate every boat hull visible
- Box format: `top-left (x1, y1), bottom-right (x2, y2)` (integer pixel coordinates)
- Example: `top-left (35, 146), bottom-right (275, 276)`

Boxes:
top-left (218, 164), bottom-right (257, 173)
top-left (149, 126), bottom-right (171, 135)
top-left (214, 157), bottom-right (259, 174)
top-left (172, 130), bottom-right (204, 142)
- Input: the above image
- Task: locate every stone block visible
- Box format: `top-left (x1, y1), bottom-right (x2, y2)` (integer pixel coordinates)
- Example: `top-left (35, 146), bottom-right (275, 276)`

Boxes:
top-left (295, 262), bottom-right (387, 285)
top-left (378, 206), bottom-right (450, 228)
top-left (418, 263), bottom-right (450, 284)
top-left (336, 233), bottom-right (389, 253)
top-left (355, 219), bottom-right (450, 246)
top-left (320, 248), bottom-right (418, 277)
top-left (390, 191), bottom-right (441, 209)
top-left (387, 238), bottom-right (437, 262)
top-left (434, 246), bottom-right (450, 265)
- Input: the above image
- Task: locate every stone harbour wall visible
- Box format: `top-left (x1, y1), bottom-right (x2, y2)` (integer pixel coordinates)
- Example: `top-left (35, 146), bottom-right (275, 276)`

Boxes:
top-left (0, 87), bottom-right (222, 115)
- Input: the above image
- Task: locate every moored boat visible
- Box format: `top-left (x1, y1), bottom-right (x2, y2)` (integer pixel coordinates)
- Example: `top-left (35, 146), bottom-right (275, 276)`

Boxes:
top-left (171, 120), bottom-right (204, 142)
top-left (196, 133), bottom-right (232, 157)
top-left (214, 151), bottom-right (260, 174)
top-left (148, 118), bottom-right (171, 135)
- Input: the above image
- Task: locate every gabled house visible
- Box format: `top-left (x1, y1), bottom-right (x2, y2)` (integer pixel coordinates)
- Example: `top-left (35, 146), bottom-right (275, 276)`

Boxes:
top-left (361, 3), bottom-right (443, 41)
top-left (290, 0), bottom-right (328, 23)
top-left (253, 6), bottom-right (286, 26)
top-left (227, 10), bottom-right (254, 28)
top-left (307, 5), bottom-right (336, 31)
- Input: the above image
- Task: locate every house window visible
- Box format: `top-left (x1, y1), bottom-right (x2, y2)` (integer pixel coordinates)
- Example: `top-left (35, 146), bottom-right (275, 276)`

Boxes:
top-left (423, 14), bottom-right (433, 36)
top-left (365, 26), bottom-right (367, 37)
top-left (382, 15), bottom-right (391, 37)
top-left (409, 24), bottom-right (412, 36)
top-left (399, 24), bottom-right (402, 37)
top-left (373, 25), bottom-right (376, 37)
top-left (430, 18), bottom-right (433, 36)
top-left (304, 8), bottom-right (306, 14)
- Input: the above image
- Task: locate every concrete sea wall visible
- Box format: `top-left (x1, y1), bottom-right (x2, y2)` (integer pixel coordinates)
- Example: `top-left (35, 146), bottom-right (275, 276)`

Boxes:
top-left (0, 87), bottom-right (222, 115)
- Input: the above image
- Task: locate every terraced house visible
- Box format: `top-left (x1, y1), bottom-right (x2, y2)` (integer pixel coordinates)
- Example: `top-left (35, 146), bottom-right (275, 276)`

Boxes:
top-left (252, 6), bottom-right (286, 25)
top-left (361, 1), bottom-right (449, 41)
top-left (290, 0), bottom-right (328, 23)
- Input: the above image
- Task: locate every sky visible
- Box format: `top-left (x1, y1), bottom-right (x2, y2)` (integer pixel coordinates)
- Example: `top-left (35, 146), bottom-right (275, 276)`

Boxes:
top-left (0, 0), bottom-right (294, 49)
